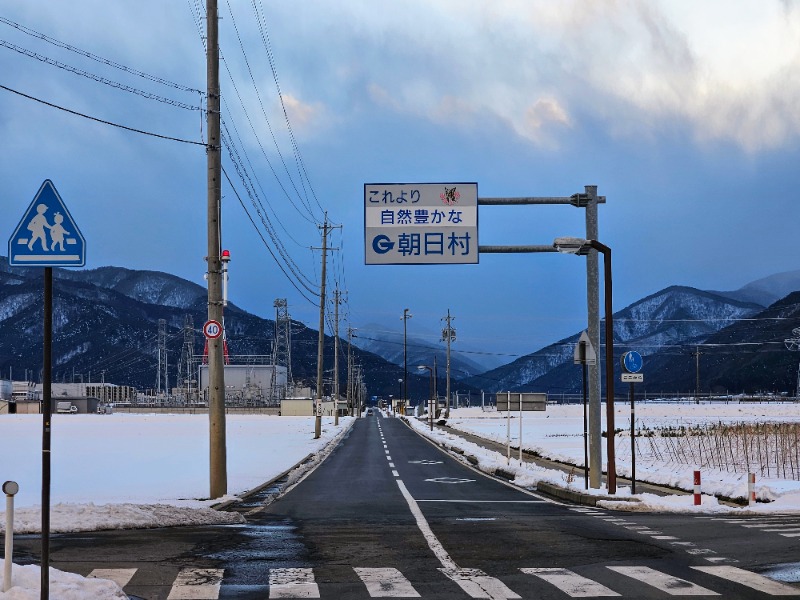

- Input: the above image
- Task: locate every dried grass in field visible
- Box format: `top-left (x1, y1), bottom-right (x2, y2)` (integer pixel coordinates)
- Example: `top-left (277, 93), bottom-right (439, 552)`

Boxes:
top-left (619, 421), bottom-right (800, 480)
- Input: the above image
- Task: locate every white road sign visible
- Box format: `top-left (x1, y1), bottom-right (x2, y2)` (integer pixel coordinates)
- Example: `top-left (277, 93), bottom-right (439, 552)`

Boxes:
top-left (364, 182), bottom-right (478, 264)
top-left (621, 373), bottom-right (644, 383)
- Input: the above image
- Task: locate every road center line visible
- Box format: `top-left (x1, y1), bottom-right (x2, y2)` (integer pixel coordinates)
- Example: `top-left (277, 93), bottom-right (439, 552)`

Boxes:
top-left (416, 499), bottom-right (546, 503)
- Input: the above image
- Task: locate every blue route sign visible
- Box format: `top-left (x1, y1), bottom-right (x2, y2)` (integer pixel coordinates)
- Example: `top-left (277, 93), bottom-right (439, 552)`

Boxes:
top-left (621, 350), bottom-right (643, 374)
top-left (8, 180), bottom-right (85, 267)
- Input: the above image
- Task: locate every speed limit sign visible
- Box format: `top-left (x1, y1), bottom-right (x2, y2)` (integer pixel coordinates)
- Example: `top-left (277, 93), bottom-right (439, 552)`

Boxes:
top-left (203, 320), bottom-right (223, 339)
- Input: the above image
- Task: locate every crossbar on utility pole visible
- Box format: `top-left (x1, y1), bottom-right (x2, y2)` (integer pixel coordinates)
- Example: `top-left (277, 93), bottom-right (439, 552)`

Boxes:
top-left (206, 0), bottom-right (227, 499)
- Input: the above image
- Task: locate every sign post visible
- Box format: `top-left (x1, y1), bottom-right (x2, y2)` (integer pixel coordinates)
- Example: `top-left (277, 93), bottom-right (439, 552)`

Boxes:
top-left (621, 351), bottom-right (643, 494)
top-left (8, 180), bottom-right (85, 600)
top-left (496, 393), bottom-right (547, 465)
top-left (574, 331), bottom-right (597, 489)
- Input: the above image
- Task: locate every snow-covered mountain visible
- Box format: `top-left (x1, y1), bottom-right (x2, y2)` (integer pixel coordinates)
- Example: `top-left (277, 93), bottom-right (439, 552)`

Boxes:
top-left (353, 324), bottom-right (489, 380)
top-left (465, 286), bottom-right (764, 393)
top-left (711, 269), bottom-right (800, 307)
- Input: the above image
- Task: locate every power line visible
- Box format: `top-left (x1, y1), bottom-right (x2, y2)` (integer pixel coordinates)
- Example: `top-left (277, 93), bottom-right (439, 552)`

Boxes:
top-left (0, 39), bottom-right (203, 110)
top-left (0, 84), bottom-right (206, 146)
top-left (0, 16), bottom-right (204, 95)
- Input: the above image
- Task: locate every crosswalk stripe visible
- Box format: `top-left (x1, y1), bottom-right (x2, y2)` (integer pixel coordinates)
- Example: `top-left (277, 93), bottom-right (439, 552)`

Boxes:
top-left (87, 568), bottom-right (137, 589)
top-left (607, 566), bottom-right (719, 596)
top-left (692, 565), bottom-right (799, 596)
top-left (760, 528), bottom-right (800, 533)
top-left (779, 532), bottom-right (800, 537)
top-left (354, 567), bottom-right (421, 598)
top-left (521, 567), bottom-right (620, 597)
top-left (439, 567), bottom-right (520, 599)
top-left (269, 568), bottom-right (320, 598)
top-left (166, 568), bottom-right (224, 600)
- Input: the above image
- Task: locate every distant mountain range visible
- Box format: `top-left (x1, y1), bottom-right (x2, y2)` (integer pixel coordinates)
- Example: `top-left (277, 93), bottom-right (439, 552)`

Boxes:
top-left (0, 257), bottom-right (445, 399)
top-left (3, 256), bottom-right (799, 398)
top-left (464, 271), bottom-right (800, 396)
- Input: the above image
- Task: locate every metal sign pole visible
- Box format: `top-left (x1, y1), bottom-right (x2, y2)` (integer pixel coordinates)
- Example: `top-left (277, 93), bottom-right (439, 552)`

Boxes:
top-left (580, 341), bottom-right (589, 489)
top-left (506, 391), bottom-right (511, 465)
top-left (519, 396), bottom-right (523, 462)
top-left (630, 381), bottom-right (636, 494)
top-left (41, 267), bottom-right (52, 600)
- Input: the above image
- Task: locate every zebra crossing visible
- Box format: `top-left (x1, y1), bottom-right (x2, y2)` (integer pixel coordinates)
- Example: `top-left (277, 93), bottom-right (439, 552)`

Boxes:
top-left (699, 514), bottom-right (800, 538)
top-left (86, 563), bottom-right (800, 598)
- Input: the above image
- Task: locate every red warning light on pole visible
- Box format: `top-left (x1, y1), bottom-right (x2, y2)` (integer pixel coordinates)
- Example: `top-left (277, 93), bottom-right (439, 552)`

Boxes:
top-left (221, 249), bottom-right (231, 262)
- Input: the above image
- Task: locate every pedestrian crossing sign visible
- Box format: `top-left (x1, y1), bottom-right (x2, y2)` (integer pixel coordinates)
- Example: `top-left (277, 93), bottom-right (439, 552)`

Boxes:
top-left (8, 179), bottom-right (86, 267)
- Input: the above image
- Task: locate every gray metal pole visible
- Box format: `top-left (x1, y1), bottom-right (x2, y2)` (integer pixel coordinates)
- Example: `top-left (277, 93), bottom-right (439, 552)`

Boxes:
top-left (206, 0), bottom-right (227, 499)
top-left (585, 185), bottom-right (602, 489)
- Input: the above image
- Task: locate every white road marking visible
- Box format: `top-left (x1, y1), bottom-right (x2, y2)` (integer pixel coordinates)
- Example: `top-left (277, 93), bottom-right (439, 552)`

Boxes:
top-left (522, 567), bottom-right (620, 597)
top-left (440, 567), bottom-right (521, 599)
top-left (87, 568), bottom-right (136, 589)
top-left (608, 566), bottom-right (719, 596)
top-left (166, 568), bottom-right (224, 600)
top-left (395, 479), bottom-right (519, 599)
top-left (269, 568), bottom-right (320, 598)
top-left (392, 470), bottom-right (400, 476)
top-left (651, 535), bottom-right (679, 540)
top-left (389, 462), bottom-right (395, 468)
top-left (692, 565), bottom-right (800, 595)
top-left (455, 517), bottom-right (497, 521)
top-left (424, 477), bottom-right (475, 484)
top-left (386, 456), bottom-right (392, 461)
top-left (779, 532), bottom-right (800, 537)
top-left (416, 499), bottom-right (545, 503)
top-left (760, 528), bottom-right (800, 533)
top-left (354, 567), bottom-right (421, 598)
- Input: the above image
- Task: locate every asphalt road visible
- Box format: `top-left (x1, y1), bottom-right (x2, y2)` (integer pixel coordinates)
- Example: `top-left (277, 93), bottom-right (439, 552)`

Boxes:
top-left (8, 411), bottom-right (800, 598)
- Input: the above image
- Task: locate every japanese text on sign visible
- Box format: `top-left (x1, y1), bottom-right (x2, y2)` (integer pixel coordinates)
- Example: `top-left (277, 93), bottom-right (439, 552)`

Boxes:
top-left (364, 183), bottom-right (478, 265)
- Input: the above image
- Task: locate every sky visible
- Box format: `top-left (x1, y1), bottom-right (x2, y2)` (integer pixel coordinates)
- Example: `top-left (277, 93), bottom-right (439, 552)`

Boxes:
top-left (3, 405), bottom-right (800, 597)
top-left (2, 1), bottom-right (800, 367)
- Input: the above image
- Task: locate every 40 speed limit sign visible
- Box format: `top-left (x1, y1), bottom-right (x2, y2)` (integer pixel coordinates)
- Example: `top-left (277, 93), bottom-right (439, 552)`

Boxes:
top-left (203, 320), bottom-right (223, 339)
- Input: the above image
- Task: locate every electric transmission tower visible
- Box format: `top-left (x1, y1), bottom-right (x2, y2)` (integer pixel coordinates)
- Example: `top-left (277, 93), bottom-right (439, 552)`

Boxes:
top-left (156, 319), bottom-right (167, 395)
top-left (784, 327), bottom-right (800, 398)
top-left (271, 298), bottom-right (293, 404)
top-left (177, 315), bottom-right (195, 402)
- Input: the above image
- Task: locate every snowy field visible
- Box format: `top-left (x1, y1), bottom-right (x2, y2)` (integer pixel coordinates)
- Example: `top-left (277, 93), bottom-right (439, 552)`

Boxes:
top-left (3, 404), bottom-right (800, 597)
top-left (436, 402), bottom-right (800, 511)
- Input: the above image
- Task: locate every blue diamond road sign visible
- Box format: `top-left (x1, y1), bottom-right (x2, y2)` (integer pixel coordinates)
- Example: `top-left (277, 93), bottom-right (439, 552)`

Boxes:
top-left (8, 180), bottom-right (85, 267)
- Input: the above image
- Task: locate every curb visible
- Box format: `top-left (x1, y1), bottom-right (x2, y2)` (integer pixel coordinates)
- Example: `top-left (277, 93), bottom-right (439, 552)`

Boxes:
top-left (535, 481), bottom-right (640, 506)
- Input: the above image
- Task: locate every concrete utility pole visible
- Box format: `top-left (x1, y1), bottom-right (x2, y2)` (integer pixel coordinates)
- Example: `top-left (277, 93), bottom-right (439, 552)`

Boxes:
top-left (206, 0), bottom-right (227, 499)
top-left (347, 327), bottom-right (356, 416)
top-left (584, 185), bottom-right (602, 490)
top-left (402, 308), bottom-right (412, 411)
top-left (314, 214), bottom-right (339, 437)
top-left (332, 288), bottom-right (342, 425)
top-left (442, 309), bottom-right (455, 418)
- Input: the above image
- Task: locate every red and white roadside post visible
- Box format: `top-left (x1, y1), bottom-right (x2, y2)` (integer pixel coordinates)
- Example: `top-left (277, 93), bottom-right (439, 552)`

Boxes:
top-left (748, 473), bottom-right (756, 506)
top-left (693, 470), bottom-right (702, 506)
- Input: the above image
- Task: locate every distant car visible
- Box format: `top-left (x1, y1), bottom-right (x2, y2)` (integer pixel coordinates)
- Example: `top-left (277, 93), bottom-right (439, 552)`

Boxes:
top-left (366, 408), bottom-right (373, 416)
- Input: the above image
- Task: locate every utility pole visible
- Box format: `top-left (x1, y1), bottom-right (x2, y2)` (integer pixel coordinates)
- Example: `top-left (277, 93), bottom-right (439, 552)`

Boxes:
top-left (206, 0), bottom-right (227, 498)
top-left (347, 327), bottom-right (356, 416)
top-left (402, 308), bottom-right (412, 411)
top-left (695, 345), bottom-right (704, 403)
top-left (441, 309), bottom-right (455, 418)
top-left (584, 185), bottom-right (602, 489)
top-left (314, 214), bottom-right (339, 438)
top-left (332, 288), bottom-right (342, 425)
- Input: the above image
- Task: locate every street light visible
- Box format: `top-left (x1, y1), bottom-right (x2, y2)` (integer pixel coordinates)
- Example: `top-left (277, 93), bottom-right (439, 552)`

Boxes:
top-left (402, 309), bottom-right (412, 410)
top-left (398, 378), bottom-right (403, 415)
top-left (417, 365), bottom-right (434, 431)
top-left (554, 237), bottom-right (617, 494)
